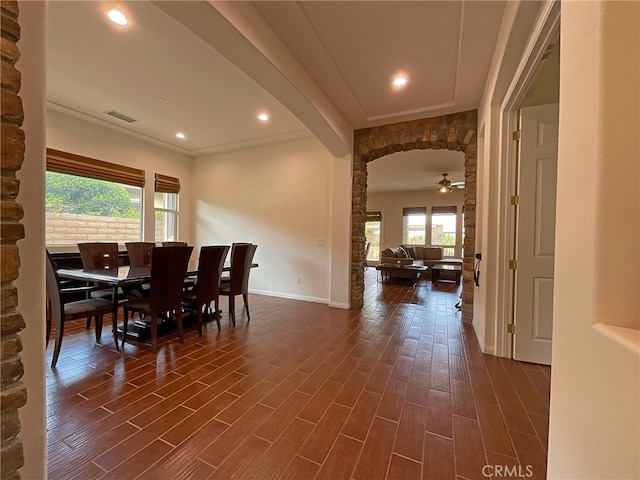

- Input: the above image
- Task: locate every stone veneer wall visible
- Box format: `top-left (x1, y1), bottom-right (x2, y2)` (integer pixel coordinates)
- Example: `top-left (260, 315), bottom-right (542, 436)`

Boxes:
top-left (351, 111), bottom-right (477, 321)
top-left (0, 1), bottom-right (27, 478)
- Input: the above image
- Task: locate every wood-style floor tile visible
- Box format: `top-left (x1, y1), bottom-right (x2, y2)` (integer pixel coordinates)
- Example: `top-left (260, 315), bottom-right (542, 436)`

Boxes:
top-left (510, 430), bottom-right (548, 480)
top-left (198, 403), bottom-right (273, 467)
top-left (298, 403), bottom-right (350, 464)
top-left (423, 432), bottom-right (455, 480)
top-left (341, 390), bottom-right (382, 441)
top-left (377, 379), bottom-right (408, 422)
top-left (387, 454), bottom-right (422, 480)
top-left (393, 401), bottom-right (427, 462)
top-left (205, 434), bottom-right (271, 480)
top-left (46, 271), bottom-right (549, 480)
top-left (316, 434), bottom-right (362, 480)
top-left (94, 405), bottom-right (193, 471)
top-left (254, 390), bottom-right (311, 442)
top-left (161, 391), bottom-right (237, 447)
top-left (280, 455), bottom-right (322, 480)
top-left (297, 380), bottom-right (342, 424)
top-left (352, 417), bottom-right (398, 479)
top-left (452, 415), bottom-right (487, 480)
top-left (425, 389), bottom-right (452, 438)
top-left (476, 400), bottom-right (516, 457)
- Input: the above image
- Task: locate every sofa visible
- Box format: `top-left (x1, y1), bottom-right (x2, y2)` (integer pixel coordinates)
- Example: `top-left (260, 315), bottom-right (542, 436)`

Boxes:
top-left (380, 245), bottom-right (463, 279)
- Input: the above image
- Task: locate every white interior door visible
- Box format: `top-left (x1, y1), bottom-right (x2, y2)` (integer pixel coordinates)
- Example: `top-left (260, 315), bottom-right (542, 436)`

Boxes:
top-left (513, 103), bottom-right (559, 365)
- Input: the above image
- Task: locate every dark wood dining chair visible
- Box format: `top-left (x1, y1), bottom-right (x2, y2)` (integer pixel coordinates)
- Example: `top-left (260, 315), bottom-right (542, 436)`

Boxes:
top-left (125, 242), bottom-right (155, 267)
top-left (125, 242), bottom-right (155, 297)
top-left (121, 245), bottom-right (193, 352)
top-left (78, 242), bottom-right (123, 327)
top-left (78, 242), bottom-right (120, 270)
top-left (162, 241), bottom-right (187, 247)
top-left (46, 251), bottom-right (114, 368)
top-left (220, 243), bottom-right (257, 326)
top-left (183, 245), bottom-right (229, 332)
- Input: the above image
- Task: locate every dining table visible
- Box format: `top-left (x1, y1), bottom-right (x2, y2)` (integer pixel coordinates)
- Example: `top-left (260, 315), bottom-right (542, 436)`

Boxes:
top-left (56, 259), bottom-right (258, 350)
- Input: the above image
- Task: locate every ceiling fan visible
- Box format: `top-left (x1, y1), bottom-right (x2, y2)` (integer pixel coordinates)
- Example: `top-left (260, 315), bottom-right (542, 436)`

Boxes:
top-left (437, 173), bottom-right (464, 193)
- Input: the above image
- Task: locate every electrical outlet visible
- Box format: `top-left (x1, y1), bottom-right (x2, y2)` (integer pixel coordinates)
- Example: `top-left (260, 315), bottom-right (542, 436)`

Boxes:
top-left (296, 276), bottom-right (302, 284)
top-left (317, 239), bottom-right (324, 247)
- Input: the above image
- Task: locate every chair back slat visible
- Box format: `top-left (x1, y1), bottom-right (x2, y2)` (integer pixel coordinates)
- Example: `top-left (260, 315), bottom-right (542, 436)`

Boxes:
top-left (149, 245), bottom-right (193, 314)
top-left (196, 245), bottom-right (229, 304)
top-left (126, 242), bottom-right (155, 267)
top-left (78, 242), bottom-right (119, 270)
top-left (162, 241), bottom-right (187, 247)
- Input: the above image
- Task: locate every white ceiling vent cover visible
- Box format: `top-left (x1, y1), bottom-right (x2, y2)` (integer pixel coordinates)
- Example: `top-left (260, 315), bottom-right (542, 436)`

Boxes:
top-left (104, 110), bottom-right (138, 123)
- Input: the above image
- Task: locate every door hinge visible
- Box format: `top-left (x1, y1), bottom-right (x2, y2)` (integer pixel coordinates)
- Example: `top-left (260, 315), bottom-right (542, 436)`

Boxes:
top-left (509, 260), bottom-right (518, 270)
top-left (512, 130), bottom-right (521, 141)
top-left (507, 324), bottom-right (516, 334)
top-left (510, 195), bottom-right (519, 206)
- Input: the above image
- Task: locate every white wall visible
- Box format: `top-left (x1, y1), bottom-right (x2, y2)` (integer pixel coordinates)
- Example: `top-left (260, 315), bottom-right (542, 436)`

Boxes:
top-left (475, 0), bottom-right (546, 355)
top-left (46, 109), bottom-right (193, 245)
top-left (366, 188), bottom-right (465, 257)
top-left (193, 137), bottom-right (336, 304)
top-left (548, 2), bottom-right (640, 478)
top-left (15, 2), bottom-right (47, 478)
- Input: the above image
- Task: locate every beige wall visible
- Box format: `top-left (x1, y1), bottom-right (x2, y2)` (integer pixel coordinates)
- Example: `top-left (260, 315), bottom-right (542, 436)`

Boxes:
top-left (366, 188), bottom-right (465, 257)
top-left (46, 109), bottom-right (193, 246)
top-left (548, 2), bottom-right (640, 478)
top-left (193, 137), bottom-right (339, 305)
top-left (15, 1), bottom-right (46, 478)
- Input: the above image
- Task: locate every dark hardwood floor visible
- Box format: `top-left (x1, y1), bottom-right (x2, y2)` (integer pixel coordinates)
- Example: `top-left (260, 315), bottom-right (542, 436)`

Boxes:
top-left (46, 269), bottom-right (550, 479)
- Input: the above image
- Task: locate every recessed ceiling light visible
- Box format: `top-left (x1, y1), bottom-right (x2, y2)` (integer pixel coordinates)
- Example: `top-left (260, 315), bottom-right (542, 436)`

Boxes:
top-left (175, 132), bottom-right (185, 139)
top-left (257, 113), bottom-right (269, 122)
top-left (107, 9), bottom-right (128, 26)
top-left (392, 75), bottom-right (408, 88)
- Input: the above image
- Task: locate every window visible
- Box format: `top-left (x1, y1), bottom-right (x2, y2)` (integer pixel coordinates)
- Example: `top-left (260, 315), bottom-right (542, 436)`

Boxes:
top-left (403, 207), bottom-right (426, 245)
top-left (154, 174), bottom-right (180, 242)
top-left (431, 206), bottom-right (457, 256)
top-left (45, 149), bottom-right (144, 245)
top-left (364, 211), bottom-right (382, 261)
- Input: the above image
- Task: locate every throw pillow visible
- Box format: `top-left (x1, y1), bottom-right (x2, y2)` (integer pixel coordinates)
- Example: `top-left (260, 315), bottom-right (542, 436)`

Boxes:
top-left (396, 248), bottom-right (408, 258)
top-left (405, 246), bottom-right (417, 259)
top-left (382, 248), bottom-right (396, 258)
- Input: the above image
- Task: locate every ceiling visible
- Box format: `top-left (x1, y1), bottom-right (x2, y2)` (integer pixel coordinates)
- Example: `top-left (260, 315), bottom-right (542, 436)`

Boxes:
top-left (367, 149), bottom-right (465, 193)
top-left (47, 0), bottom-right (505, 185)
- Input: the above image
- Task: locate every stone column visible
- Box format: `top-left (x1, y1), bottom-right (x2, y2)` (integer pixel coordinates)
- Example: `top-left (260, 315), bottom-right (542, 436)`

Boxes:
top-left (1, 1), bottom-right (27, 478)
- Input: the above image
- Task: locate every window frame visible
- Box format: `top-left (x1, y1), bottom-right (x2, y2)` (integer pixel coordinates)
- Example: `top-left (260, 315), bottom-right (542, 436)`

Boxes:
top-left (364, 210), bottom-right (382, 262)
top-left (430, 205), bottom-right (458, 257)
top-left (45, 149), bottom-right (145, 248)
top-left (402, 206), bottom-right (427, 245)
top-left (154, 173), bottom-right (180, 242)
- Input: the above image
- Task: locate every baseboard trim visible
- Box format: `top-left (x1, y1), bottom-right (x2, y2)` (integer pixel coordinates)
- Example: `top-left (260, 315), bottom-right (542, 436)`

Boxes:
top-left (329, 302), bottom-right (350, 309)
top-left (249, 289), bottom-right (328, 305)
top-left (481, 345), bottom-right (496, 355)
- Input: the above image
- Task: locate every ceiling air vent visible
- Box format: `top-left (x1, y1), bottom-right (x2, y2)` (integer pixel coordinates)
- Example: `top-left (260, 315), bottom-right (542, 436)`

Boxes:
top-left (104, 110), bottom-right (138, 123)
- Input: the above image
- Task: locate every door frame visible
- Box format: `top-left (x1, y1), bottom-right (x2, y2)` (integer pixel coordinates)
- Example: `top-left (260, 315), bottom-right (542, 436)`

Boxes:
top-left (495, 1), bottom-right (561, 358)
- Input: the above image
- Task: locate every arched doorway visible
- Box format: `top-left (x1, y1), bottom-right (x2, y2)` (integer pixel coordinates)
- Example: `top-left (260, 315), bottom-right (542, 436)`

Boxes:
top-left (351, 110), bottom-right (477, 321)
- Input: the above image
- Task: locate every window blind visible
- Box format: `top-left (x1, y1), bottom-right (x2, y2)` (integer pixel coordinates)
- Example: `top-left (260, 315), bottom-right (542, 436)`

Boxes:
top-left (365, 211), bottom-right (382, 222)
top-left (46, 148), bottom-right (145, 187)
top-left (47, 148), bottom-right (144, 187)
top-left (402, 207), bottom-right (427, 216)
top-left (431, 206), bottom-right (457, 215)
top-left (154, 173), bottom-right (180, 194)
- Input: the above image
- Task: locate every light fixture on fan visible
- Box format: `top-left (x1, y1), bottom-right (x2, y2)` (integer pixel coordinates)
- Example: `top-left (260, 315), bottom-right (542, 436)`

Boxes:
top-left (438, 173), bottom-right (453, 194)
